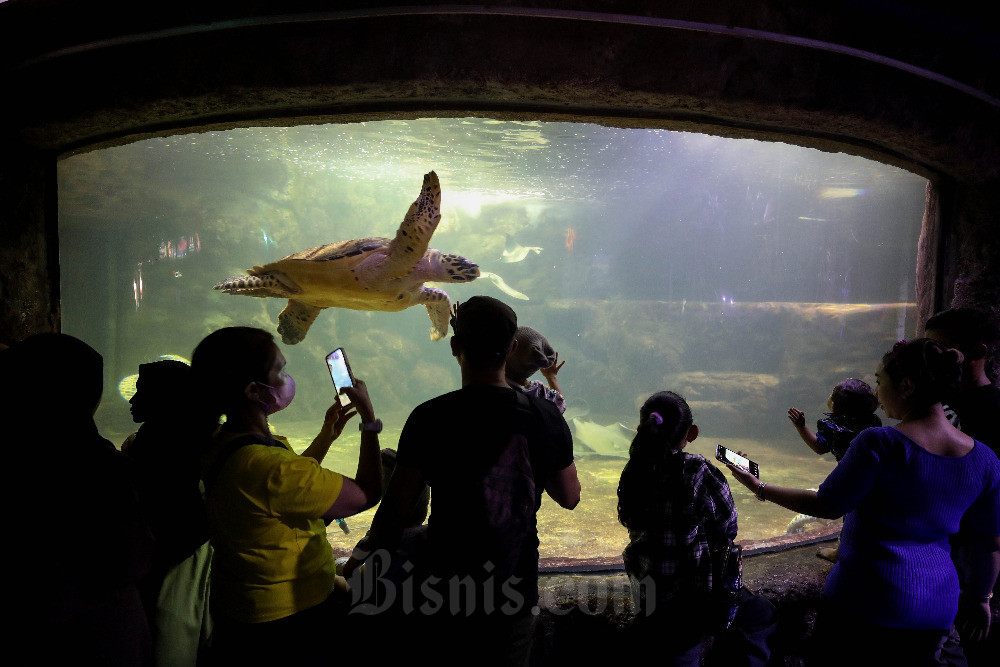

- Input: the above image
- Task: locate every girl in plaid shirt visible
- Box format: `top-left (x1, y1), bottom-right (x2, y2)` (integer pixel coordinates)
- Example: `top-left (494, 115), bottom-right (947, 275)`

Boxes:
top-left (618, 391), bottom-right (774, 665)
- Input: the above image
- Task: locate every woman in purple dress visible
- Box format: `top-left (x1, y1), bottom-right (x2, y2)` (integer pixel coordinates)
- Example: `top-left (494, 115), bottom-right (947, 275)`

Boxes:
top-left (727, 339), bottom-right (1000, 666)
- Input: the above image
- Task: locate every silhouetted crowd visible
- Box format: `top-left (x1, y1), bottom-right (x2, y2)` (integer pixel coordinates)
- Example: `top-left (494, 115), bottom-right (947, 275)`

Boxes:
top-left (6, 303), bottom-right (998, 667)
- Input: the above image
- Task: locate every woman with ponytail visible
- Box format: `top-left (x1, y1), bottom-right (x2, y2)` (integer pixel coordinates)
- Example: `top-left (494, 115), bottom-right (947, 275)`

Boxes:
top-left (727, 339), bottom-right (1000, 666)
top-left (618, 392), bottom-right (775, 665)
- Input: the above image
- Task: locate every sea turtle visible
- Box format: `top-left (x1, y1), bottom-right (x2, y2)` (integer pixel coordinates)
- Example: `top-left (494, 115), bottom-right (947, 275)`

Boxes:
top-left (213, 171), bottom-right (480, 345)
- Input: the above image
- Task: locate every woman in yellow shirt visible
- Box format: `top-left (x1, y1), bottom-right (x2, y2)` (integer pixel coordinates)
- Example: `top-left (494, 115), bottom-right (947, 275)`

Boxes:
top-left (192, 326), bottom-right (383, 664)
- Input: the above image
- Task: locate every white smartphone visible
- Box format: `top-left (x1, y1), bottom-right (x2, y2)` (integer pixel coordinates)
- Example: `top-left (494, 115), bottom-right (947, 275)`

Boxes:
top-left (716, 444), bottom-right (760, 477)
top-left (325, 347), bottom-right (355, 394)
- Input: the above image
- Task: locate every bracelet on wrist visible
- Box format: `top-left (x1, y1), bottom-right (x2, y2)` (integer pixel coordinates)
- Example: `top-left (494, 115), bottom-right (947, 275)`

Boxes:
top-left (755, 481), bottom-right (768, 502)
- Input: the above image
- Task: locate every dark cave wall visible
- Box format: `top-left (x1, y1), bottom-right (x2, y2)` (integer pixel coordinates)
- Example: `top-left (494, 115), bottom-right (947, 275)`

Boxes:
top-left (0, 145), bottom-right (58, 345)
top-left (1, 1), bottom-right (999, 343)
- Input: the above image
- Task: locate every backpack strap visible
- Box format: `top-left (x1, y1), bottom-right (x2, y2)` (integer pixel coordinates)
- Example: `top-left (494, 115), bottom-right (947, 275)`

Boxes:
top-left (510, 390), bottom-right (545, 461)
top-left (203, 433), bottom-right (284, 490)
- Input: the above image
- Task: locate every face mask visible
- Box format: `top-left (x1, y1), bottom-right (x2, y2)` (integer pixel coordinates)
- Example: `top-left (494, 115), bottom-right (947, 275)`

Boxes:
top-left (254, 374), bottom-right (296, 415)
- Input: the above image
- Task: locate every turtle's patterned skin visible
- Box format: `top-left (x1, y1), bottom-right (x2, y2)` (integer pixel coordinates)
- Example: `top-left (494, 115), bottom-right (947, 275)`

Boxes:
top-left (214, 171), bottom-right (479, 344)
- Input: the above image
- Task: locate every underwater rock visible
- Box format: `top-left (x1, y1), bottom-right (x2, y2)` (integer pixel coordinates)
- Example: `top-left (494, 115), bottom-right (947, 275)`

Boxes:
top-left (665, 371), bottom-right (780, 437)
top-left (213, 171), bottom-right (480, 344)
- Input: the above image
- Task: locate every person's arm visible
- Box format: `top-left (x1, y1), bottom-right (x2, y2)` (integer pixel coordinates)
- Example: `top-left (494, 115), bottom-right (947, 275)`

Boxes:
top-left (302, 399), bottom-right (356, 463)
top-left (545, 462), bottom-right (581, 509)
top-left (345, 463), bottom-right (427, 577)
top-left (322, 380), bottom-right (383, 519)
top-left (726, 459), bottom-right (842, 519)
top-left (788, 408), bottom-right (825, 455)
top-left (955, 533), bottom-right (1000, 643)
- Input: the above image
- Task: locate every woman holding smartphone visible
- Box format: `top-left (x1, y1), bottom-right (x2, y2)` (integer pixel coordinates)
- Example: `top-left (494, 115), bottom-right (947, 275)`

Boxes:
top-left (191, 326), bottom-right (383, 664)
top-left (726, 339), bottom-right (1000, 667)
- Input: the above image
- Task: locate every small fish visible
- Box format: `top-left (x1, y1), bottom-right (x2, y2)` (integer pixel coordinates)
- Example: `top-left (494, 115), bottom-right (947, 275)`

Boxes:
top-left (173, 270), bottom-right (183, 278)
top-left (501, 235), bottom-right (543, 263)
top-left (479, 271), bottom-right (529, 300)
top-left (565, 227), bottom-right (576, 251)
top-left (785, 514), bottom-right (836, 534)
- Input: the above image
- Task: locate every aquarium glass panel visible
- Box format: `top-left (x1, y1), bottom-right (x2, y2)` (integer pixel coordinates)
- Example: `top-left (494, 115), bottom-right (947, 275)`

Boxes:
top-left (58, 118), bottom-right (926, 561)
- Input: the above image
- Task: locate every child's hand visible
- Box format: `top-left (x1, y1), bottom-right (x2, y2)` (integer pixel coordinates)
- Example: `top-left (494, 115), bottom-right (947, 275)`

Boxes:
top-left (787, 407), bottom-right (806, 428)
top-left (540, 353), bottom-right (565, 382)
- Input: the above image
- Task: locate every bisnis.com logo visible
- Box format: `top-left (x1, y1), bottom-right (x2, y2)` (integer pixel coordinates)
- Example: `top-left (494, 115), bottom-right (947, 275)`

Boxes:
top-left (344, 549), bottom-right (654, 617)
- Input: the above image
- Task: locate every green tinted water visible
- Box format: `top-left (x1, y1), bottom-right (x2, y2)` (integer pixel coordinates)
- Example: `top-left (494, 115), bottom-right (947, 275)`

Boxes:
top-left (61, 118), bottom-right (918, 558)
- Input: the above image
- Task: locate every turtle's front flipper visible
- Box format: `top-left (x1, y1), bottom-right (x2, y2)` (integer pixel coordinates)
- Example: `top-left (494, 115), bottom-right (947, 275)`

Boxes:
top-left (277, 300), bottom-right (322, 345)
top-left (417, 286), bottom-right (450, 341)
top-left (382, 171), bottom-right (442, 281)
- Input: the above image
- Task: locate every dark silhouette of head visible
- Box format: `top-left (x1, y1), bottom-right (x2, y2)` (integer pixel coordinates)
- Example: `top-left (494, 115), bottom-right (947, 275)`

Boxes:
top-left (130, 359), bottom-right (192, 424)
top-left (191, 326), bottom-right (276, 423)
top-left (925, 307), bottom-right (998, 360)
top-left (450, 295), bottom-right (518, 368)
top-left (829, 378), bottom-right (878, 418)
top-left (617, 391), bottom-right (696, 530)
top-left (4, 332), bottom-right (104, 427)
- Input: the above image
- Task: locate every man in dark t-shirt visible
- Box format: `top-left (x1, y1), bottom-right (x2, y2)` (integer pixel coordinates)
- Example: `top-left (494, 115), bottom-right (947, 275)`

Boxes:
top-left (360, 296), bottom-right (580, 666)
top-left (395, 385), bottom-right (573, 609)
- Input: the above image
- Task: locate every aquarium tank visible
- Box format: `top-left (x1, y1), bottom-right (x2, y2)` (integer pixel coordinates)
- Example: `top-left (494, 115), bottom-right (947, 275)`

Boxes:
top-left (58, 118), bottom-right (925, 563)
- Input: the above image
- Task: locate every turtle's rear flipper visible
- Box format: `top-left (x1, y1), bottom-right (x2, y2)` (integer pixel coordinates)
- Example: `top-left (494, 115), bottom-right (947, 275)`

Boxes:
top-left (214, 271), bottom-right (300, 298)
top-left (277, 300), bottom-right (322, 345)
top-left (417, 287), bottom-right (450, 341)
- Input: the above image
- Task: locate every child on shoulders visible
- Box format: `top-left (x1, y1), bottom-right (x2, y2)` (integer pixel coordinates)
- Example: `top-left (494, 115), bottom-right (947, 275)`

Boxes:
top-left (505, 326), bottom-right (567, 413)
top-left (788, 378), bottom-right (881, 462)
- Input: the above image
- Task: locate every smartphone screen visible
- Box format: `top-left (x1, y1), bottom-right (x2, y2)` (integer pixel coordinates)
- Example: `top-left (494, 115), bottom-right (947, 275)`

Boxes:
top-left (325, 348), bottom-right (354, 394)
top-left (716, 444), bottom-right (760, 477)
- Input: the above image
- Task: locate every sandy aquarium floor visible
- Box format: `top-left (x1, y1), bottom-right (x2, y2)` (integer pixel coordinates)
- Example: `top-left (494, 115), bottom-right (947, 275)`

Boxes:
top-left (258, 416), bottom-right (841, 562)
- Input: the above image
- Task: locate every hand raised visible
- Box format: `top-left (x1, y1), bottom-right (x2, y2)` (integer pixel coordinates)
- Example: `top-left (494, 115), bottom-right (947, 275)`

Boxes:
top-left (321, 400), bottom-right (357, 440)
top-left (540, 353), bottom-right (565, 381)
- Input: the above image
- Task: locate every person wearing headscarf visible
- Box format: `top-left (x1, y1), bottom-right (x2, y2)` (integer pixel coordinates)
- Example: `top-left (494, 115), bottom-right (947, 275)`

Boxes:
top-left (6, 333), bottom-right (154, 665)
